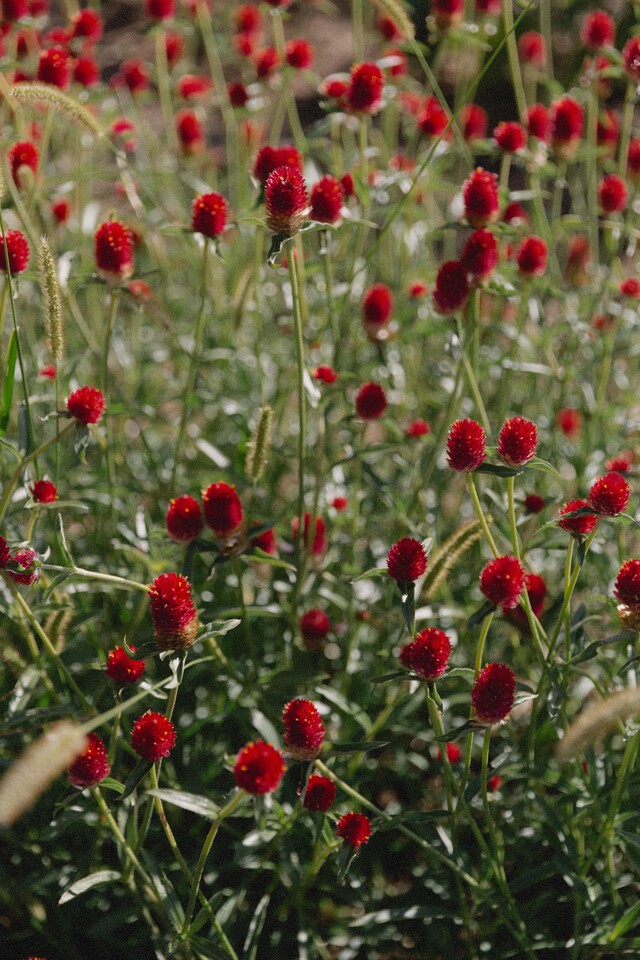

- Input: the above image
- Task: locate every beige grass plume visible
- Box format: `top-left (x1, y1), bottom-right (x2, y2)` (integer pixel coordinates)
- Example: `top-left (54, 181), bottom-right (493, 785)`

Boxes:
top-left (555, 687), bottom-right (640, 764)
top-left (38, 236), bottom-right (65, 362)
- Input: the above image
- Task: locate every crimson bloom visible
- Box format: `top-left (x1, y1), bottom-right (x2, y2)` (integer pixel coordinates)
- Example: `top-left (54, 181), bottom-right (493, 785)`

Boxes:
top-left (8, 141), bottom-right (38, 188)
top-left (131, 712), bottom-right (176, 762)
top-left (310, 176), bottom-right (344, 224)
top-left (622, 36), bottom-right (640, 81)
top-left (581, 10), bottom-right (615, 49)
top-left (471, 662), bottom-right (516, 724)
top-left (30, 479), bottom-right (57, 503)
top-left (460, 103), bottom-right (488, 142)
top-left (202, 482), bottom-right (244, 537)
top-left (615, 560), bottom-right (640, 607)
top-left (461, 229), bottom-right (498, 284)
top-left (292, 512), bottom-right (327, 556)
top-left (95, 221), bottom-right (135, 283)
top-left (336, 812), bottom-right (372, 847)
top-left (506, 572), bottom-right (547, 634)
top-left (285, 38), bottom-right (313, 69)
top-left (68, 734), bottom-right (110, 789)
top-left (265, 165), bottom-right (309, 237)
top-left (37, 46), bottom-right (69, 88)
top-left (166, 494), bottom-right (204, 542)
top-left (313, 365), bottom-right (337, 384)
top-left (518, 32), bottom-right (546, 67)
top-left (300, 608), bottom-right (331, 650)
top-left (549, 97), bottom-right (583, 159)
top-left (588, 472), bottom-right (631, 516)
top-left (234, 741), bottom-right (285, 794)
top-left (498, 416), bottom-right (538, 466)
top-left (148, 572), bottom-right (199, 651)
top-left (400, 627), bottom-right (452, 680)
top-left (146, 0), bottom-right (175, 19)
top-left (192, 192), bottom-right (228, 238)
top-left (106, 646), bottom-right (146, 685)
top-left (387, 537), bottom-right (428, 583)
top-left (405, 418), bottom-right (431, 438)
top-left (480, 555), bottom-right (526, 611)
top-left (0, 229), bottom-right (30, 274)
top-left (6, 548), bottom-right (39, 585)
top-left (282, 699), bottom-right (325, 760)
top-left (417, 96), bottom-right (450, 139)
top-left (66, 386), bottom-right (105, 424)
top-left (346, 62), bottom-right (384, 114)
top-left (446, 418), bottom-right (486, 471)
top-left (517, 236), bottom-right (547, 277)
top-left (433, 260), bottom-right (469, 314)
top-left (362, 283), bottom-right (393, 335)
top-left (176, 109), bottom-right (204, 155)
top-left (494, 121), bottom-right (526, 153)
top-left (253, 145), bottom-right (303, 184)
top-left (556, 407), bottom-right (582, 439)
top-left (525, 104), bottom-right (549, 141)
top-left (598, 174), bottom-right (627, 215)
top-left (303, 774), bottom-right (336, 811)
top-left (355, 382), bottom-right (387, 420)
top-left (463, 168), bottom-right (499, 228)
top-left (558, 499), bottom-right (597, 536)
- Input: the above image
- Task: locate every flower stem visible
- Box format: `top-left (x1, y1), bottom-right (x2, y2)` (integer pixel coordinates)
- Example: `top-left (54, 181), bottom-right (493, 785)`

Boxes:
top-left (287, 238), bottom-right (307, 607)
top-left (466, 473), bottom-right (500, 557)
top-left (546, 529), bottom-right (597, 663)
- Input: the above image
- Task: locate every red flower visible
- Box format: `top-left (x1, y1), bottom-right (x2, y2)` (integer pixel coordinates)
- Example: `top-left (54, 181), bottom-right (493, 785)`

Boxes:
top-left (463, 169), bottom-right (499, 228)
top-left (588, 472), bottom-right (631, 516)
top-left (0, 229), bottom-right (30, 274)
top-left (340, 172), bottom-right (355, 197)
top-left (331, 495), bottom-right (348, 511)
top-left (387, 537), bottom-right (428, 583)
top-left (8, 141), bottom-right (38, 188)
top-left (255, 47), bottom-right (280, 80)
top-left (30, 479), bottom-right (57, 503)
top-left (437, 742), bottom-right (462, 763)
top-left (66, 385), bottom-right (105, 424)
top-left (234, 741), bottom-right (285, 794)
top-left (405, 418), bottom-right (431, 438)
top-left (503, 202), bottom-right (529, 226)
top-left (148, 572), bottom-right (199, 650)
top-left (506, 571), bottom-right (547, 633)
top-left (581, 10), bottom-right (615, 49)
top-left (549, 97), bottom-right (584, 158)
top-left (303, 774), bottom-right (336, 811)
top-left (202, 481), bottom-right (244, 537)
top-left (606, 451), bottom-right (633, 473)
top-left (39, 365), bottom-right (57, 380)
top-left (494, 121), bottom-right (526, 153)
top-left (6, 548), bottom-right (39, 585)
top-left (310, 175), bottom-right (344, 224)
top-left (175, 109), bottom-right (204, 154)
top-left (446, 418), bottom-right (486, 471)
top-left (471, 662), bottom-right (516, 724)
top-left (69, 8), bottom-right (103, 42)
top-left (336, 812), bottom-right (372, 847)
top-left (95, 221), bottom-right (135, 283)
top-left (362, 283), bottom-right (393, 334)
top-left (285, 38), bottom-right (313, 69)
top-left (498, 416), bottom-right (538, 466)
top-left (525, 104), bottom-right (549, 141)
top-left (628, 139), bottom-right (640, 181)
top-left (517, 236), bottom-right (547, 277)
top-left (106, 645), bottom-right (146, 685)
top-left (400, 627), bottom-right (452, 680)
top-left (228, 81), bottom-right (249, 108)
top-left (556, 407), bottom-right (582, 439)
top-left (192, 192), bottom-right (228, 238)
top-left (597, 109), bottom-right (619, 154)
top-left (409, 280), bottom-right (429, 299)
top-left (51, 199), bottom-right (70, 223)
top-left (480, 555), bottom-right (526, 611)
top-left (282, 698), bottom-right (325, 760)
top-left (558, 499), bottom-right (597, 536)
top-left (37, 46), bottom-right (69, 89)
top-left (68, 733), bottom-right (110, 788)
top-left (518, 31), bottom-right (546, 67)
top-left (253, 145), bottom-right (303, 185)
top-left (460, 103), bottom-right (488, 142)
top-left (264, 165), bottom-right (309, 237)
top-left (131, 711), bottom-right (176, 762)
top-left (417, 96), bottom-right (450, 139)
top-left (461, 229), bottom-right (498, 283)
top-left (146, 0), bottom-right (175, 20)
top-left (346, 62), bottom-right (384, 114)
top-left (73, 57), bottom-right (100, 87)
top-left (166, 494), bottom-right (203, 542)
top-left (615, 559), bottom-right (640, 606)
top-left (313, 365), bottom-right (337, 384)
top-left (355, 381), bottom-right (387, 420)
top-left (524, 492), bottom-right (545, 513)
top-left (251, 526), bottom-right (277, 554)
top-left (598, 174), bottom-right (627, 214)
top-left (1, 0), bottom-right (28, 21)
top-left (622, 36), bottom-right (640, 81)
top-left (433, 260), bottom-right (469, 314)
top-left (300, 608), bottom-right (331, 650)
top-left (0, 536), bottom-right (10, 569)
top-left (234, 3), bottom-right (261, 32)
top-left (432, 0), bottom-right (464, 29)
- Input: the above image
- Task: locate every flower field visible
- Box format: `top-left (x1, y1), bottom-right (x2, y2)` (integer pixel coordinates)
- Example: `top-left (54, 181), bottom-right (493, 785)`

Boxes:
top-left (3, 0), bottom-right (640, 957)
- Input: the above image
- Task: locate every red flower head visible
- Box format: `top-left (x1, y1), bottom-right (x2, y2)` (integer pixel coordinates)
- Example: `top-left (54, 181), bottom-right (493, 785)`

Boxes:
top-left (463, 168), bottom-right (499, 228)
top-left (525, 103), bottom-right (549, 141)
top-left (498, 416), bottom-right (538, 466)
top-left (446, 418), bottom-right (486, 471)
top-left (0, 229), bottom-right (30, 274)
top-left (145, 0), bottom-right (174, 20)
top-left (37, 46), bottom-right (69, 88)
top-left (39, 364), bottom-right (57, 380)
top-left (192, 192), bottom-right (228, 239)
top-left (166, 494), bottom-right (203, 542)
top-left (303, 774), bottom-right (336, 811)
top-left (432, 0), bottom-right (464, 29)
top-left (68, 734), bottom-right (110, 788)
top-left (292, 512), bottom-right (327, 557)
top-left (66, 385), bottom-right (105, 424)
top-left (494, 121), bottom-right (526, 153)
top-left (175, 109), bottom-right (204, 155)
top-left (405, 418), bottom-right (431, 438)
top-left (300, 608), bottom-right (331, 650)
top-left (148, 572), bottom-right (199, 650)
top-left (340, 171), bottom-right (355, 197)
top-left (558, 499), bottom-right (597, 536)
top-left (2, 0), bottom-right (28, 20)
top-left (461, 229), bottom-right (498, 284)
top-left (460, 103), bottom-right (488, 142)
top-left (251, 526), bottom-right (277, 554)
top-left (131, 711), bottom-right (176, 762)
top-left (228, 81), bottom-right (249, 107)
top-left (556, 407), bottom-right (582, 439)
top-left (400, 627), bottom-right (452, 680)
top-left (362, 283), bottom-right (393, 337)
top-left (6, 548), bottom-right (40, 585)
top-left (503, 202), bottom-right (529, 226)
top-left (95, 221), bottom-right (135, 283)
top-left (549, 97), bottom-right (584, 159)
top-left (598, 174), bottom-right (627, 215)
top-left (387, 537), bottom-right (428, 583)
top-left (51, 199), bottom-right (71, 223)
top-left (517, 236), bottom-right (547, 277)
top-left (234, 740), bottom-right (285, 794)
top-left (524, 492), bottom-right (546, 513)
top-left (588, 472), bottom-right (631, 516)
top-left (0, 536), bottom-right (10, 568)
top-left (417, 96), bottom-right (450, 140)
top-left (377, 13), bottom-right (401, 40)
top-left (622, 36), bottom-right (640, 81)
top-left (355, 381), bottom-right (387, 420)
top-left (480, 555), bottom-right (526, 611)
top-left (518, 31), bottom-right (546, 67)
top-left (253, 145), bottom-right (303, 185)
top-left (30, 478), bottom-right (57, 503)
top-left (106, 645), bottom-right (146, 685)
top-left (117, 58), bottom-right (150, 95)
top-left (433, 260), bottom-right (470, 314)
top-left (285, 38), bottom-right (313, 70)
top-left (313, 365), bottom-right (337, 384)
top-left (606, 451), bottom-right (634, 473)
top-left (282, 698), bottom-right (325, 760)
top-left (310, 175), bottom-right (344, 224)
top-left (234, 3), bottom-right (261, 32)
top-left (437, 742), bottom-right (462, 763)
top-left (581, 10), bottom-right (615, 49)
top-left (471, 662), bottom-right (516, 724)
top-left (8, 141), bottom-right (38, 189)
top-left (336, 812), bottom-right (372, 847)
top-left (506, 571), bottom-right (547, 633)
top-left (69, 8), bottom-right (103, 42)
top-left (255, 47), bottom-right (280, 80)
top-left (597, 109), bottom-right (619, 155)
top-left (265, 165), bottom-right (309, 237)
top-left (628, 139), bottom-right (640, 181)
top-left (620, 278), bottom-right (640, 298)
top-left (615, 559), bottom-right (640, 607)
top-left (346, 62), bottom-right (384, 114)
top-left (73, 57), bottom-right (100, 87)
top-left (202, 481), bottom-right (244, 537)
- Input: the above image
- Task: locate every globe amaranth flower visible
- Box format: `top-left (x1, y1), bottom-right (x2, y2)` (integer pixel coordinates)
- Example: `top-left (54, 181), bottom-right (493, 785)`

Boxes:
top-left (0, 536), bottom-right (10, 568)
top-left (355, 381), bottom-right (387, 420)
top-left (524, 492), bottom-right (545, 514)
top-left (436, 742), bottom-right (462, 763)
top-left (310, 176), bottom-right (344, 224)
top-left (557, 498), bottom-right (598, 536)
top-left (622, 36), bottom-right (640, 82)
top-left (300, 608), bottom-right (331, 651)
top-left (433, 260), bottom-right (470, 314)
top-left (480, 555), bottom-right (526, 611)
top-left (146, 0), bottom-right (175, 21)
top-left (446, 418), bottom-right (486, 471)
top-left (471, 662), bottom-right (516, 724)
top-left (176, 109), bottom-right (205, 155)
top-left (505, 571), bottom-right (547, 634)
top-left (202, 481), bottom-right (244, 538)
top-left (362, 283), bottom-right (393, 336)
top-left (549, 97), bottom-right (583, 159)
top-left (253, 144), bottom-right (302, 184)
top-left (525, 104), bottom-right (549, 141)
top-left (285, 38), bottom-right (313, 69)
top-left (346, 61), bottom-right (384, 114)
top-left (30, 479), bottom-right (58, 504)
top-left (313, 364), bottom-right (337, 384)
top-left (265, 165), bottom-right (309, 237)
top-left (131, 711), bottom-right (176, 762)
top-left (387, 537), bottom-right (428, 584)
top-left (463, 168), bottom-right (499, 228)
top-left (67, 733), bottom-right (110, 788)
top-left (282, 698), bottom-right (325, 760)
top-left (302, 774), bottom-right (336, 811)
top-left (417, 96), bottom-right (450, 139)
top-left (615, 559), bottom-right (640, 631)
top-left (461, 103), bottom-right (488, 142)
top-left (517, 236), bottom-right (548, 277)
top-left (106, 645), bottom-right (146, 685)
top-left (588, 472), bottom-right (630, 516)
top-left (292, 512), bottom-right (327, 557)
top-left (166, 494), bottom-right (204, 542)
top-left (6, 548), bottom-right (40, 586)
top-left (405, 418), bottom-right (431, 438)
top-left (192, 192), bottom-right (228, 238)
top-left (494, 121), bottom-right (526, 153)
top-left (498, 416), bottom-right (538, 466)
top-left (581, 10), bottom-right (615, 49)
top-left (336, 812), bottom-right (372, 847)
top-left (0, 229), bottom-right (30, 274)
top-left (37, 46), bottom-right (70, 89)
top-left (8, 141), bottom-right (38, 189)
top-left (556, 407), bottom-right (582, 439)
top-left (95, 220), bottom-right (135, 283)
top-left (598, 174), bottom-right (627, 215)
top-left (234, 740), bottom-right (286, 794)
top-left (148, 572), bottom-right (199, 651)
top-left (399, 627), bottom-right (452, 680)
top-left (66, 385), bottom-right (106, 424)
top-left (461, 229), bottom-right (498, 284)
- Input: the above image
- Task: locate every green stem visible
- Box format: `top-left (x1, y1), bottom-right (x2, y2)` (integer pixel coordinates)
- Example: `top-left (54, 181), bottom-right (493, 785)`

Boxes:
top-left (270, 12), bottom-right (306, 155)
top-left (287, 238), bottom-right (307, 609)
top-left (466, 473), bottom-right (500, 557)
top-left (154, 24), bottom-right (177, 153)
top-left (426, 684), bottom-right (455, 813)
top-left (43, 562), bottom-right (149, 593)
top-left (474, 611), bottom-right (494, 678)
top-left (618, 81), bottom-right (636, 181)
top-left (546, 529), bottom-right (597, 663)
top-left (502, 0), bottom-right (527, 121)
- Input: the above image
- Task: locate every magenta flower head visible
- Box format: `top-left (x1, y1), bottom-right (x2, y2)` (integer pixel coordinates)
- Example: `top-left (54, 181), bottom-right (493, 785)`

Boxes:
top-left (148, 572), bottom-right (199, 651)
top-left (310, 175), bottom-right (344, 224)
top-left (265, 165), bottom-right (309, 237)
top-left (387, 537), bottom-right (428, 584)
top-left (446, 418), bottom-right (486, 471)
top-left (303, 774), bottom-right (336, 811)
top-left (463, 168), bottom-right (499, 228)
top-left (68, 733), bottom-right (110, 788)
top-left (399, 627), bottom-right (452, 680)
top-left (106, 646), bottom-right (146, 685)
top-left (66, 385), bottom-right (106, 425)
top-left (336, 812), bottom-right (372, 847)
top-left (480, 555), bottom-right (526, 611)
top-left (201, 481), bottom-right (244, 538)
top-left (131, 711), bottom-right (176, 762)
top-left (282, 698), bottom-right (325, 760)
top-left (192, 192), bottom-right (228, 238)
top-left (234, 741), bottom-right (286, 794)
top-left (166, 494), bottom-right (204, 542)
top-left (588, 472), bottom-right (631, 516)
top-left (497, 416), bottom-right (538, 466)
top-left (471, 662), bottom-right (516, 724)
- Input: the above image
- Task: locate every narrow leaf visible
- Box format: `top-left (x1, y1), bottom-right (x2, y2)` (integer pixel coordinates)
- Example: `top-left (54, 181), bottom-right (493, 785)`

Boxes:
top-left (58, 870), bottom-right (121, 905)
top-left (0, 330), bottom-right (17, 435)
top-left (146, 787), bottom-right (220, 819)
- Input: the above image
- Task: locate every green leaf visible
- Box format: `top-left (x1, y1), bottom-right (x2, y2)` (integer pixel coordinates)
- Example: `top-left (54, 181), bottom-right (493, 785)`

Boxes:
top-left (186, 937), bottom-right (236, 960)
top-left (98, 777), bottom-right (125, 794)
top-left (123, 639), bottom-right (163, 660)
top-left (0, 330), bottom-right (17, 435)
top-left (435, 720), bottom-right (475, 742)
top-left (609, 900), bottom-right (640, 941)
top-left (146, 788), bottom-right (220, 819)
top-left (73, 421), bottom-right (91, 463)
top-left (330, 740), bottom-right (389, 753)
top-left (58, 869), bottom-right (121, 905)
top-left (371, 670), bottom-right (407, 684)
top-left (243, 892), bottom-right (270, 960)
top-left (198, 618), bottom-right (242, 641)
top-left (141, 850), bottom-right (185, 932)
top-left (55, 513), bottom-right (75, 568)
top-left (474, 462), bottom-right (522, 478)
top-left (120, 758), bottom-right (153, 800)
top-left (267, 234), bottom-right (287, 267)
top-left (467, 599), bottom-right (496, 628)
top-left (527, 456), bottom-right (564, 480)
top-left (400, 582), bottom-right (416, 635)
top-left (352, 565), bottom-right (388, 582)
top-left (375, 809), bottom-right (450, 831)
